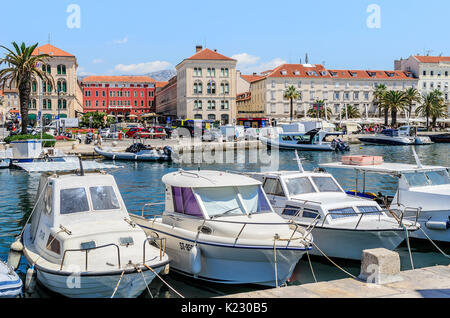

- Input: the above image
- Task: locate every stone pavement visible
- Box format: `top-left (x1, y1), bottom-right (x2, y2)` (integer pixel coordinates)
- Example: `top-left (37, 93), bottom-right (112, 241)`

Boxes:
top-left (221, 265), bottom-right (450, 298)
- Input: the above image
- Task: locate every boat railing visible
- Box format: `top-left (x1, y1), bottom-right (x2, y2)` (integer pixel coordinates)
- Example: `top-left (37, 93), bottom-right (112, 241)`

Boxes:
top-left (141, 202), bottom-right (166, 217)
top-left (60, 243), bottom-right (121, 271)
top-left (140, 203), bottom-right (310, 247)
top-left (143, 237), bottom-right (166, 263)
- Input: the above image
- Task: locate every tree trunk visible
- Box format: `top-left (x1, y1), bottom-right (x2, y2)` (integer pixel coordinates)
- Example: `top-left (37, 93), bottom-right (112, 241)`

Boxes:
top-left (384, 106), bottom-right (389, 126)
top-left (290, 98), bottom-right (293, 122)
top-left (19, 78), bottom-right (31, 135)
top-left (391, 109), bottom-right (397, 127)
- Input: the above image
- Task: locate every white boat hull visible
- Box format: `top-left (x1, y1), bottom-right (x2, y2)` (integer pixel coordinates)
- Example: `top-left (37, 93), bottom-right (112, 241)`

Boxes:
top-left (260, 137), bottom-right (335, 151)
top-left (35, 266), bottom-right (162, 298)
top-left (306, 227), bottom-right (406, 260)
top-left (137, 223), bottom-right (307, 287)
top-left (358, 136), bottom-right (414, 146)
top-left (405, 210), bottom-right (450, 242)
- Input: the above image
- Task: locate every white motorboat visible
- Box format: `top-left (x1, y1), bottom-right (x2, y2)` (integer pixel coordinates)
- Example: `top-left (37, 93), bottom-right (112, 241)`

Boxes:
top-left (260, 128), bottom-right (349, 152)
top-left (244, 157), bottom-right (420, 260)
top-left (320, 152), bottom-right (450, 243)
top-left (22, 171), bottom-right (169, 298)
top-left (0, 260), bottom-right (22, 298)
top-left (358, 126), bottom-right (432, 146)
top-left (131, 169), bottom-right (312, 287)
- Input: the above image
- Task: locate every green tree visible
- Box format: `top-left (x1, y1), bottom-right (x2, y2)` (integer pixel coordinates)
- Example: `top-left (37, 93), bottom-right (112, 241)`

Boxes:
top-left (0, 42), bottom-right (53, 134)
top-left (80, 111), bottom-right (113, 129)
top-left (381, 90), bottom-right (408, 127)
top-left (429, 90), bottom-right (447, 128)
top-left (341, 104), bottom-right (361, 119)
top-left (404, 87), bottom-right (421, 119)
top-left (416, 90), bottom-right (446, 131)
top-left (283, 85), bottom-right (300, 122)
top-left (373, 84), bottom-right (387, 124)
top-left (307, 100), bottom-right (332, 119)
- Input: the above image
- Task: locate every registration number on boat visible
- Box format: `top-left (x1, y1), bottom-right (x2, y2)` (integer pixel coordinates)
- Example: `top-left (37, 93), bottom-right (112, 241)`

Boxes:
top-left (179, 242), bottom-right (194, 252)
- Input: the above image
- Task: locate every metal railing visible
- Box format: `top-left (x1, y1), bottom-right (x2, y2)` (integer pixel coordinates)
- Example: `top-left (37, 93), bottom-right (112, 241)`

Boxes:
top-left (143, 237), bottom-right (167, 263)
top-left (140, 203), bottom-right (311, 248)
top-left (60, 243), bottom-right (121, 271)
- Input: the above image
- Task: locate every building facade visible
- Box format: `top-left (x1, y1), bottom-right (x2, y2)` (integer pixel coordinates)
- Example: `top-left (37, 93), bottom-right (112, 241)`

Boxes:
top-left (237, 63), bottom-right (418, 121)
top-left (155, 76), bottom-right (177, 121)
top-left (395, 55), bottom-right (450, 114)
top-left (81, 76), bottom-right (156, 121)
top-left (176, 46), bottom-right (237, 125)
top-left (28, 44), bottom-right (83, 122)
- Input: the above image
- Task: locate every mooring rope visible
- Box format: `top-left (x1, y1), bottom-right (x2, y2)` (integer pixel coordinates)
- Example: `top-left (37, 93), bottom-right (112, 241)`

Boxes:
top-left (310, 241), bottom-right (357, 279)
top-left (138, 267), bottom-right (153, 298)
top-left (306, 250), bottom-right (318, 283)
top-left (18, 180), bottom-right (49, 239)
top-left (143, 264), bottom-right (185, 298)
top-left (111, 269), bottom-right (126, 298)
top-left (419, 227), bottom-right (450, 260)
top-left (403, 226), bottom-right (415, 270)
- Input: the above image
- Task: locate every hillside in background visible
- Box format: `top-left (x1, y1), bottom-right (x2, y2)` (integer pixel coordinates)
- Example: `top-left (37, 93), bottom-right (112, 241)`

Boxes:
top-left (78, 69), bottom-right (177, 82)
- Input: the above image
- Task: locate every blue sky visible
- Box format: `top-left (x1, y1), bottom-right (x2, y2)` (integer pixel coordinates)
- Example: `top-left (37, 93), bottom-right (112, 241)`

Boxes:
top-left (0, 0), bottom-right (449, 76)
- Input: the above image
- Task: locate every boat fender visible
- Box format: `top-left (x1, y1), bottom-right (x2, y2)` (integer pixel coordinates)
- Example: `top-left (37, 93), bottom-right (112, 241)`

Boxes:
top-left (189, 245), bottom-right (202, 276)
top-left (7, 239), bottom-right (23, 271)
top-left (24, 266), bottom-right (36, 294)
top-left (425, 220), bottom-right (450, 231)
top-left (162, 264), bottom-right (170, 276)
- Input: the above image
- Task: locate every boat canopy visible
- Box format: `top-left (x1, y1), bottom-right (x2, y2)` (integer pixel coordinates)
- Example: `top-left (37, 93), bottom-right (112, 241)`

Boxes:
top-left (319, 162), bottom-right (448, 176)
top-left (162, 170), bottom-right (261, 188)
top-left (14, 160), bottom-right (122, 173)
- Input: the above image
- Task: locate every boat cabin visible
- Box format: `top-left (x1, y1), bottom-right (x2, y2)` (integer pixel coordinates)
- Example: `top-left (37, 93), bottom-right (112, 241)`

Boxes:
top-left (28, 172), bottom-right (145, 267)
top-left (246, 171), bottom-right (385, 227)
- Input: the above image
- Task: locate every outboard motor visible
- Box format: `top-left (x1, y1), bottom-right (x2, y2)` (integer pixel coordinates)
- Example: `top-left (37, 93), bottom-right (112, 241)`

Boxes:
top-left (333, 139), bottom-right (350, 152)
top-left (163, 146), bottom-right (174, 160)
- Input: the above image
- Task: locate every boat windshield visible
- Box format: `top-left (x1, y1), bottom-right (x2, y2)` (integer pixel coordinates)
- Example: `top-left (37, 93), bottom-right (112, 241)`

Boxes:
top-left (195, 186), bottom-right (272, 218)
top-left (311, 177), bottom-right (342, 193)
top-left (404, 170), bottom-right (450, 187)
top-left (285, 177), bottom-right (316, 195)
top-left (89, 186), bottom-right (121, 211)
top-left (60, 188), bottom-right (90, 215)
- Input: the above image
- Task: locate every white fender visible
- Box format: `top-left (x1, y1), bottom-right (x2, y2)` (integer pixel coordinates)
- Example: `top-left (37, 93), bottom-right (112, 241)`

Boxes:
top-left (7, 239), bottom-right (23, 270)
top-left (25, 267), bottom-right (36, 293)
top-left (189, 245), bottom-right (202, 275)
top-left (426, 221), bottom-right (450, 231)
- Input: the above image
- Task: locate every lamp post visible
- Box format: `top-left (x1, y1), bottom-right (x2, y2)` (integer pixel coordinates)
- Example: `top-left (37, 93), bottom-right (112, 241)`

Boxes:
top-left (55, 87), bottom-right (61, 136)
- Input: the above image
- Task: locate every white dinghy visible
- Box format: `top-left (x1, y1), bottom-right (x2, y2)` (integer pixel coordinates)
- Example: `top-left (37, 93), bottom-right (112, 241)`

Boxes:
top-left (0, 260), bottom-right (22, 298)
top-left (21, 170), bottom-right (169, 298)
top-left (131, 170), bottom-right (312, 287)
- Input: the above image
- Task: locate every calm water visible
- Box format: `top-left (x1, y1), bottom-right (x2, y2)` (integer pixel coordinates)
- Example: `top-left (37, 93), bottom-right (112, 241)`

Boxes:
top-left (1, 143), bottom-right (449, 298)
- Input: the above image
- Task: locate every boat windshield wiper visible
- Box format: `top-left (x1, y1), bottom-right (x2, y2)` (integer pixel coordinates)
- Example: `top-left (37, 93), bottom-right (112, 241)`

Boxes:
top-left (211, 207), bottom-right (241, 219)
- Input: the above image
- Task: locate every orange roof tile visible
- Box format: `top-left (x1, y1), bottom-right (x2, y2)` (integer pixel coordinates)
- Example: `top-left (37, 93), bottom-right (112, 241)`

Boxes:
top-left (328, 70), bottom-right (416, 80)
top-left (156, 81), bottom-right (169, 88)
top-left (241, 74), bottom-right (265, 83)
top-left (267, 64), bottom-right (331, 78)
top-left (186, 48), bottom-right (235, 61)
top-left (414, 56), bottom-right (450, 63)
top-left (82, 76), bottom-right (156, 83)
top-left (32, 44), bottom-right (74, 57)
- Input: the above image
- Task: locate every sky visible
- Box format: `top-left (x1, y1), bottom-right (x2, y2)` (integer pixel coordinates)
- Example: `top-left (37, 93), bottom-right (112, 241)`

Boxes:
top-left (0, 0), bottom-right (449, 77)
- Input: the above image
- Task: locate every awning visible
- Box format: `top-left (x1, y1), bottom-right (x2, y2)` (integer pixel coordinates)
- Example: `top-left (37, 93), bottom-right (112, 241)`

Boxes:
top-left (28, 114), bottom-right (37, 120)
top-left (44, 114), bottom-right (52, 120)
top-left (9, 110), bottom-right (19, 114)
top-left (59, 114), bottom-right (68, 118)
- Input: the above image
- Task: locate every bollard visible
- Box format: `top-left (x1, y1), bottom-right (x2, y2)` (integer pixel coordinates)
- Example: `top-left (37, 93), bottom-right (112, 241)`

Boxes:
top-left (358, 248), bottom-right (403, 285)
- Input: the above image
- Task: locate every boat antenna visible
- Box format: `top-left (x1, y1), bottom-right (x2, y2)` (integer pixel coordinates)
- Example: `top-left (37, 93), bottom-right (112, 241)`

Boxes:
top-left (412, 147), bottom-right (423, 169)
top-left (78, 156), bottom-right (85, 176)
top-left (294, 151), bottom-right (305, 173)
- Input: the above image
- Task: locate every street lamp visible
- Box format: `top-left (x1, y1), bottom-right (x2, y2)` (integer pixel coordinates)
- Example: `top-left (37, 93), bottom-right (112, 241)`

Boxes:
top-left (56, 87), bottom-right (61, 136)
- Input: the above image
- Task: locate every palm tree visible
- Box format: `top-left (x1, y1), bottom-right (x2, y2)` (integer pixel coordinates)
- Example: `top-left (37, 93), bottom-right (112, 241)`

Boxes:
top-left (0, 42), bottom-right (53, 134)
top-left (404, 87), bottom-right (421, 119)
top-left (307, 100), bottom-right (332, 119)
top-left (429, 90), bottom-right (447, 128)
top-left (373, 84), bottom-right (387, 123)
top-left (415, 90), bottom-right (444, 131)
top-left (283, 85), bottom-right (300, 122)
top-left (381, 90), bottom-right (408, 127)
top-left (341, 104), bottom-right (361, 119)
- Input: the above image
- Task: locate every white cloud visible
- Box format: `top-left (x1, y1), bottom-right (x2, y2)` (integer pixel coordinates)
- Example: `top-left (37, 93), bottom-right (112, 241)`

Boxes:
top-left (114, 61), bottom-right (173, 75)
top-left (92, 59), bottom-right (104, 64)
top-left (114, 36), bottom-right (128, 45)
top-left (77, 67), bottom-right (94, 77)
top-left (235, 56), bottom-right (287, 74)
top-left (231, 53), bottom-right (260, 66)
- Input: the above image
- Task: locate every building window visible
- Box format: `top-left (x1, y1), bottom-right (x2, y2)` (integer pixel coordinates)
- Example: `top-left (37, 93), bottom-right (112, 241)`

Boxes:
top-left (32, 81), bottom-right (37, 93)
top-left (207, 68), bottom-right (216, 77)
top-left (58, 99), bottom-right (67, 109)
top-left (207, 81), bottom-right (216, 94)
top-left (208, 114), bottom-right (216, 121)
top-left (271, 103), bottom-right (276, 113)
top-left (194, 82), bottom-right (203, 94)
top-left (334, 92), bottom-right (340, 101)
top-left (207, 100), bottom-right (216, 110)
top-left (221, 100), bottom-right (229, 110)
top-left (194, 67), bottom-right (202, 77)
top-left (220, 68), bottom-right (229, 77)
top-left (194, 100), bottom-right (203, 110)
top-left (57, 65), bottom-right (66, 75)
top-left (220, 82), bottom-right (229, 95)
top-left (353, 92), bottom-right (359, 100)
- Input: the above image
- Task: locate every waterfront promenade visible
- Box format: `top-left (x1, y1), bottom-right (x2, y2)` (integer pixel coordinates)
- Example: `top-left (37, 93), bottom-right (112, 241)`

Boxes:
top-left (222, 265), bottom-right (450, 298)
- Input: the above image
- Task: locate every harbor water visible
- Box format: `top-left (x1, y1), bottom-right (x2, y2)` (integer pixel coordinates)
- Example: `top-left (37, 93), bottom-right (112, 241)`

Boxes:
top-left (1, 143), bottom-right (449, 298)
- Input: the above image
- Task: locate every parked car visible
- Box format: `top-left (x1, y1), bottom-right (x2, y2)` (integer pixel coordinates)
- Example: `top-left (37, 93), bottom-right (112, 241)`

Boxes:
top-left (244, 128), bottom-right (260, 140)
top-left (126, 128), bottom-right (149, 138)
top-left (99, 128), bottom-right (110, 138)
top-left (202, 129), bottom-right (223, 142)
